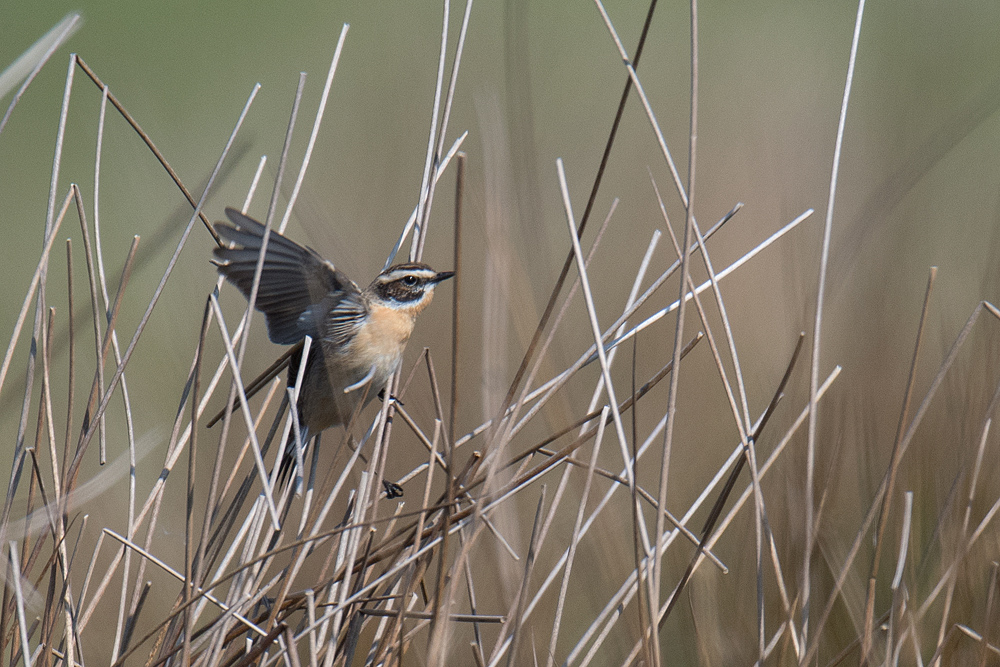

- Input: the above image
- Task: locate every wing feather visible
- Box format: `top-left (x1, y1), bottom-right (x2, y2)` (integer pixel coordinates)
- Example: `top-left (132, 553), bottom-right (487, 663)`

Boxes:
top-left (213, 208), bottom-right (364, 345)
top-left (328, 297), bottom-right (367, 350)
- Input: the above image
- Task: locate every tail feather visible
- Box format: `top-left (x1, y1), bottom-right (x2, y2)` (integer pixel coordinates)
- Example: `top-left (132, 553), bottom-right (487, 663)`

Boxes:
top-left (277, 424), bottom-right (310, 490)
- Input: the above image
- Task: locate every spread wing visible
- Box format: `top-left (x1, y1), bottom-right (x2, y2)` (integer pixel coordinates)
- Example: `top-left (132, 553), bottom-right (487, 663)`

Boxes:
top-left (213, 207), bottom-right (365, 345)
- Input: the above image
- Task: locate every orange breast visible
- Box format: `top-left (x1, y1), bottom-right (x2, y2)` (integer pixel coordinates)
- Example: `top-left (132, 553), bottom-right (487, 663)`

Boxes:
top-left (305, 301), bottom-right (428, 431)
top-left (344, 303), bottom-right (416, 373)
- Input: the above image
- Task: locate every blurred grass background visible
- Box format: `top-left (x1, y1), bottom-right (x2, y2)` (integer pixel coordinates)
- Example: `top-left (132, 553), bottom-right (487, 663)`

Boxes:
top-left (3, 1), bottom-right (1000, 663)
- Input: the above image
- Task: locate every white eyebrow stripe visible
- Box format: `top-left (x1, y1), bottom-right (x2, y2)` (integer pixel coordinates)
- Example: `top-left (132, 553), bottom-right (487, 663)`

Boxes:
top-left (378, 268), bottom-right (437, 282)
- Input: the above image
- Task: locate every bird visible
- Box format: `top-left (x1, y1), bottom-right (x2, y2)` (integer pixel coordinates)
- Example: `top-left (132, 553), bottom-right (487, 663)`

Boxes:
top-left (211, 207), bottom-right (454, 487)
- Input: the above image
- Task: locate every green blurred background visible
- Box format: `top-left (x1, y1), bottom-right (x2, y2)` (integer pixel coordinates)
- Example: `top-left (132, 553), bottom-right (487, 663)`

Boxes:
top-left (3, 1), bottom-right (1000, 663)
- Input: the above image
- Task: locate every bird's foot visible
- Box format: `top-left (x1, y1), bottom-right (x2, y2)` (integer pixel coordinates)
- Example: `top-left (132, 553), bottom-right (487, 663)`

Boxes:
top-left (377, 388), bottom-right (404, 407)
top-left (383, 480), bottom-right (404, 499)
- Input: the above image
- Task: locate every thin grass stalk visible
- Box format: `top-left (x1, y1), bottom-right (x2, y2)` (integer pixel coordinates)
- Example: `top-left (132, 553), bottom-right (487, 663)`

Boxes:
top-left (803, 304), bottom-right (986, 664)
top-left (804, 0), bottom-right (867, 649)
top-left (977, 563), bottom-right (1000, 667)
top-left (40, 307), bottom-right (60, 511)
top-left (436, 327), bottom-right (467, 660)
top-left (422, 351), bottom-right (451, 462)
top-left (496, 206), bottom-right (787, 459)
top-left (592, 209), bottom-right (808, 360)
top-left (762, 621), bottom-right (789, 662)
top-left (121, 579), bottom-right (152, 656)
top-left (486, 0), bottom-right (661, 467)
top-left (9, 543), bottom-right (32, 667)
top-left (340, 528), bottom-right (378, 666)
top-left (579, 366), bottom-right (841, 666)
top-left (63, 84), bottom-right (261, 496)
top-left (862, 267), bottom-right (936, 663)
top-left (499, 197), bottom-right (620, 453)
top-left (352, 372), bottom-right (403, 626)
top-left (74, 187), bottom-right (140, 660)
top-left (20, 447), bottom-right (53, 570)
top-left (0, 191), bottom-right (71, 664)
top-left (214, 380), bottom-right (283, 510)
top-left (202, 312), bottom-right (265, 430)
top-left (496, 486), bottom-right (546, 667)
top-left (34, 324), bottom-right (56, 665)
top-left (415, 1), bottom-right (474, 264)
top-left (74, 58), bottom-right (219, 243)
top-left (36, 311), bottom-right (57, 667)
top-left (101, 529), bottom-right (266, 637)
top-left (43, 54), bottom-right (74, 244)
top-left (902, 604), bottom-right (923, 667)
top-left (76, 231), bottom-right (136, 456)
top-left (92, 82), bottom-right (111, 462)
top-left (886, 491), bottom-right (914, 664)
top-left (582, 228), bottom-right (658, 440)
top-left (269, 399), bottom-right (378, 629)
top-left (508, 413), bottom-right (674, 667)
top-left (306, 589), bottom-right (319, 667)
top-left (650, 177), bottom-right (775, 645)
top-left (89, 90), bottom-right (125, 464)
top-left (645, 337), bottom-right (794, 657)
top-left (459, 529), bottom-right (486, 664)
top-left (651, 4), bottom-right (698, 647)
top-left (383, 131), bottom-right (468, 271)
top-left (416, 1), bottom-right (474, 247)
top-left (116, 502), bottom-right (456, 665)
top-left (286, 338), bottom-right (314, 495)
top-left (241, 156), bottom-right (268, 213)
top-left (77, 532), bottom-right (128, 633)
top-left (0, 187), bottom-right (70, 421)
top-left (325, 484), bottom-right (368, 666)
top-left (66, 235), bottom-right (139, 520)
top-left (764, 514), bottom-right (799, 658)
top-left (277, 24), bottom-right (349, 236)
top-left (0, 13), bottom-right (81, 138)
top-left (112, 318), bottom-right (224, 640)
top-left (238, 69), bottom-right (303, 362)
top-left (203, 73), bottom-right (308, 557)
top-left (428, 513), bottom-right (490, 664)
top-left (449, 152), bottom-right (464, 447)
top-left (410, 0), bottom-right (450, 260)
top-left (61, 239), bottom-right (75, 492)
top-left (182, 299), bottom-right (214, 667)
top-left (208, 294), bottom-right (280, 528)
top-left (929, 411), bottom-right (997, 663)
top-left (546, 406), bottom-right (609, 667)
top-left (556, 159), bottom-right (634, 490)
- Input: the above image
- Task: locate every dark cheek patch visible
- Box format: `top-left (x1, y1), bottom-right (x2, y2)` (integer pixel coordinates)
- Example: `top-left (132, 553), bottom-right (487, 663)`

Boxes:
top-left (378, 282), bottom-right (423, 303)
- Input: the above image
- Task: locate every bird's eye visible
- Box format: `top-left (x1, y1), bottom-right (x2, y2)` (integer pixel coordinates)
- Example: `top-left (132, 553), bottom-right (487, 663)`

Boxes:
top-left (402, 275), bottom-right (418, 287)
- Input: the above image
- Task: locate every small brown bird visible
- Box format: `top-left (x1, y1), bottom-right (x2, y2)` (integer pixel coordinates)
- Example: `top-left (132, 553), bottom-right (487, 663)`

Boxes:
top-left (213, 207), bottom-right (454, 484)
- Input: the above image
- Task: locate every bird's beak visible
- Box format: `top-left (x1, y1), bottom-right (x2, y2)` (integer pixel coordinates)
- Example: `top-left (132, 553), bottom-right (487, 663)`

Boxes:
top-left (431, 271), bottom-right (455, 284)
